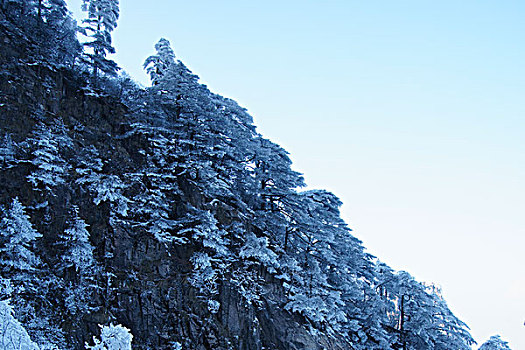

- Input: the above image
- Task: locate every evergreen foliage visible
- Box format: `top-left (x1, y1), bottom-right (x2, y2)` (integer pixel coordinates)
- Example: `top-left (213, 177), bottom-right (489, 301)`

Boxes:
top-left (479, 335), bottom-right (512, 350)
top-left (56, 207), bottom-right (98, 320)
top-left (0, 198), bottom-right (42, 283)
top-left (86, 324), bottom-right (132, 350)
top-left (0, 300), bottom-right (39, 350)
top-left (0, 133), bottom-right (17, 168)
top-left (79, 0), bottom-right (119, 79)
top-left (27, 122), bottom-right (70, 195)
top-left (1, 0), bottom-right (79, 63)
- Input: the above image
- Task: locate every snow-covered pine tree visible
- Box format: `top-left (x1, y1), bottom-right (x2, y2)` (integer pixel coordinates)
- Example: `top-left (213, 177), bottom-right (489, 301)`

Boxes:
top-left (0, 0), bottom-right (37, 20)
top-left (144, 39), bottom-right (263, 207)
top-left (142, 39), bottom-right (249, 243)
top-left (143, 38), bottom-right (208, 129)
top-left (245, 137), bottom-right (305, 261)
top-left (80, 0), bottom-right (119, 80)
top-left (87, 324), bottom-right (133, 350)
top-left (0, 300), bottom-right (39, 350)
top-left (26, 122), bottom-right (70, 196)
top-left (376, 270), bottom-right (474, 350)
top-left (0, 198), bottom-right (42, 289)
top-left (125, 131), bottom-right (186, 245)
top-left (37, 0), bottom-right (68, 22)
top-left (278, 190), bottom-right (349, 334)
top-left (0, 198), bottom-right (64, 349)
top-left (129, 174), bottom-right (179, 243)
top-left (76, 145), bottom-right (129, 218)
top-left (479, 335), bottom-right (512, 350)
top-left (250, 138), bottom-right (304, 213)
top-left (58, 206), bottom-right (95, 276)
top-left (42, 0), bottom-right (81, 66)
top-left (240, 232), bottom-right (279, 272)
top-left (430, 288), bottom-right (476, 350)
top-left (187, 210), bottom-right (231, 313)
top-left (143, 38), bottom-right (176, 86)
top-left (0, 133), bottom-right (17, 168)
top-left (53, 206), bottom-right (98, 344)
top-left (1, 0), bottom-right (79, 65)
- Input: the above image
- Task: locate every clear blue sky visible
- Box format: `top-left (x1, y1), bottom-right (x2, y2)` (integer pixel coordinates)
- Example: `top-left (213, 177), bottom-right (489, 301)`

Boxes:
top-left (68, 1), bottom-right (525, 348)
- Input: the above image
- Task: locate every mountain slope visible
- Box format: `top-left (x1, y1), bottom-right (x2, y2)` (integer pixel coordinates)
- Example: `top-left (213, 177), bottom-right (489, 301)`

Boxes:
top-left (0, 2), bottom-right (487, 350)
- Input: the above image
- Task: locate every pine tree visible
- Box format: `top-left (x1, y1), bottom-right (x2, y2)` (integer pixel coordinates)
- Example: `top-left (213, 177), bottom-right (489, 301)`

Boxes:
top-left (143, 38), bottom-right (176, 86)
top-left (375, 270), bottom-right (474, 350)
top-left (54, 208), bottom-right (98, 343)
top-left (1, 0), bottom-right (80, 65)
top-left (479, 335), bottom-right (512, 350)
top-left (80, 0), bottom-right (120, 80)
top-left (0, 199), bottom-right (64, 348)
top-left (129, 177), bottom-right (178, 243)
top-left (279, 191), bottom-right (349, 333)
top-left (27, 122), bottom-right (70, 195)
top-left (87, 324), bottom-right (133, 350)
top-left (186, 210), bottom-right (231, 313)
top-left (43, 1), bottom-right (81, 66)
top-left (0, 133), bottom-right (17, 169)
top-left (76, 146), bottom-right (129, 217)
top-left (58, 207), bottom-right (95, 275)
top-left (0, 300), bottom-right (39, 350)
top-left (0, 198), bottom-right (42, 284)
top-left (38, 0), bottom-right (68, 22)
top-left (189, 251), bottom-right (220, 313)
top-left (126, 133), bottom-right (184, 245)
top-left (240, 232), bottom-right (279, 271)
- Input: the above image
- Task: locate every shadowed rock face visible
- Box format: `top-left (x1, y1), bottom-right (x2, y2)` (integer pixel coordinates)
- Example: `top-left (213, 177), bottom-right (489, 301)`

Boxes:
top-left (0, 16), bottom-right (346, 350)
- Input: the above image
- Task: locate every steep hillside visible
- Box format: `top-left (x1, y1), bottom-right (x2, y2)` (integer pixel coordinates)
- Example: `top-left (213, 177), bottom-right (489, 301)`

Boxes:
top-left (0, 2), bottom-right (494, 350)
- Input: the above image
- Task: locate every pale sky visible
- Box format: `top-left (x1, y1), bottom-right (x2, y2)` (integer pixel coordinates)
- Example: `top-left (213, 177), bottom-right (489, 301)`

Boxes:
top-left (67, 1), bottom-right (525, 348)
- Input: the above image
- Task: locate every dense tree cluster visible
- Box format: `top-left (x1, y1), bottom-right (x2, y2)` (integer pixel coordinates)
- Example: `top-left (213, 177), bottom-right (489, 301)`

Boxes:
top-left (0, 1), bottom-right (510, 349)
top-left (0, 0), bottom-right (79, 65)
